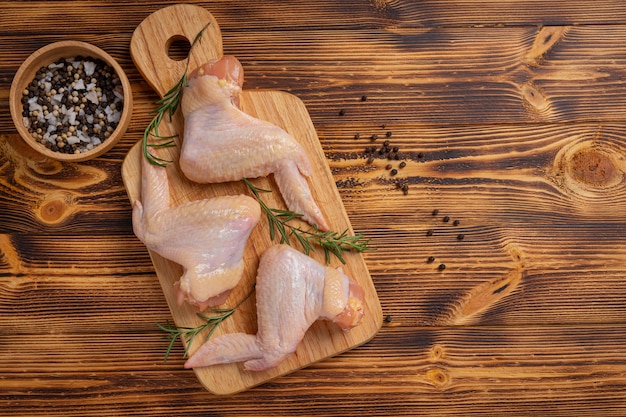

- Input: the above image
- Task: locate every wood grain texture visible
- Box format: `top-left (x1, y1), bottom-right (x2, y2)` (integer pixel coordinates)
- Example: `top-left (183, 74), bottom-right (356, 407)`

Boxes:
top-left (5, 23), bottom-right (626, 129)
top-left (1, 0), bottom-right (626, 414)
top-left (3, 0), bottom-right (626, 33)
top-left (2, 326), bottom-right (626, 416)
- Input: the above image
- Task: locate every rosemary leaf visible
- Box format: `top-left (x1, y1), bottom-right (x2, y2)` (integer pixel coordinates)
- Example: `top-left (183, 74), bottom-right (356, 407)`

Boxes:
top-left (267, 211), bottom-right (277, 241)
top-left (292, 229), bottom-right (314, 256)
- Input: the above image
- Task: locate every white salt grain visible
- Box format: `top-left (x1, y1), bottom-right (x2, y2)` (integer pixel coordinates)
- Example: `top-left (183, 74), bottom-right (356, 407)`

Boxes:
top-left (85, 90), bottom-right (99, 104)
top-left (83, 61), bottom-right (96, 76)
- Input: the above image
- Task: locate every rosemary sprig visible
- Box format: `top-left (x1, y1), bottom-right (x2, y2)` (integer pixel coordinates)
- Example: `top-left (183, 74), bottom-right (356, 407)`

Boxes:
top-left (156, 307), bottom-right (235, 363)
top-left (142, 22), bottom-right (212, 166)
top-left (156, 286), bottom-right (253, 363)
top-left (243, 178), bottom-right (373, 264)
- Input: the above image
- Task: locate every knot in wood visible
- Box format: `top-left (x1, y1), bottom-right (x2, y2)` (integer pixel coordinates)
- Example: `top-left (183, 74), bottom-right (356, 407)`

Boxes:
top-left (554, 139), bottom-right (625, 197)
top-left (521, 83), bottom-right (551, 118)
top-left (566, 148), bottom-right (619, 189)
top-left (37, 191), bottom-right (75, 225)
top-left (430, 344), bottom-right (445, 361)
top-left (524, 26), bottom-right (567, 66)
top-left (426, 367), bottom-right (450, 388)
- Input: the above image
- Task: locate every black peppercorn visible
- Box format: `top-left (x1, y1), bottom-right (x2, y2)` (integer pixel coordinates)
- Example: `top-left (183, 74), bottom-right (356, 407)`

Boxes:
top-left (390, 169), bottom-right (398, 176)
top-left (438, 263), bottom-right (446, 271)
top-left (457, 234), bottom-right (465, 240)
top-left (339, 109), bottom-right (346, 116)
top-left (361, 95), bottom-right (367, 102)
top-left (371, 134), bottom-right (378, 140)
top-left (384, 315), bottom-right (392, 323)
top-left (399, 161), bottom-right (406, 168)
top-left (386, 131), bottom-right (392, 137)
top-left (427, 256), bottom-right (435, 263)
top-left (443, 216), bottom-right (450, 223)
top-left (432, 209), bottom-right (439, 216)
top-left (426, 230), bottom-right (433, 236)
top-left (453, 220), bottom-right (460, 226)
top-left (354, 133), bottom-right (361, 139)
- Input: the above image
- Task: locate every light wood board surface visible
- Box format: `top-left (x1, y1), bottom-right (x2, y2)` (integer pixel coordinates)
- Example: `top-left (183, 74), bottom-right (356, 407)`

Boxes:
top-left (122, 4), bottom-right (382, 395)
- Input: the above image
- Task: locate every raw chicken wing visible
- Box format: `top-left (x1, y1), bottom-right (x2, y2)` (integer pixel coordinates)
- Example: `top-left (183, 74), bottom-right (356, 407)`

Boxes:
top-left (132, 155), bottom-right (261, 309)
top-left (184, 244), bottom-right (365, 371)
top-left (179, 56), bottom-right (329, 231)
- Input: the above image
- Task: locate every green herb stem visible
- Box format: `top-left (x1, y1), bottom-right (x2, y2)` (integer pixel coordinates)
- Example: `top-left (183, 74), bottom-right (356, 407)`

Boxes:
top-left (156, 285), bottom-right (251, 363)
top-left (142, 22), bottom-right (211, 167)
top-left (243, 178), bottom-right (373, 264)
top-left (157, 308), bottom-right (235, 363)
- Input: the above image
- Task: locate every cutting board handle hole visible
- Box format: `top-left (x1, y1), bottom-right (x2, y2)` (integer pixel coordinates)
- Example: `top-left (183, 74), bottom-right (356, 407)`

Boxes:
top-left (167, 36), bottom-right (192, 61)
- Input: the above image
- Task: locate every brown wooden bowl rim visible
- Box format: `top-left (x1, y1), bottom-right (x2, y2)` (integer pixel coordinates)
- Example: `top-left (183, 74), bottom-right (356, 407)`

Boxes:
top-left (9, 40), bottom-right (133, 162)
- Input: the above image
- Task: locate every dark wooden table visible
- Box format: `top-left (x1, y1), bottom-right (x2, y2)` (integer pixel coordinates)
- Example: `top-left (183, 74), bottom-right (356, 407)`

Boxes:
top-left (2, 1), bottom-right (626, 415)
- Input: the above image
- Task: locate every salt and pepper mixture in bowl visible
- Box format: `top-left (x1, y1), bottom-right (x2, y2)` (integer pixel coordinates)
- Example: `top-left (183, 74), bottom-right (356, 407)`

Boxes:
top-left (9, 41), bottom-right (132, 162)
top-left (21, 56), bottom-right (123, 155)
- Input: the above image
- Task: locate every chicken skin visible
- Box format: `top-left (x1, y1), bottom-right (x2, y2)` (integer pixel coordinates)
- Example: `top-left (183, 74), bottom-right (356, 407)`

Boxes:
top-left (132, 154), bottom-right (261, 309)
top-left (179, 56), bottom-right (329, 231)
top-left (184, 244), bottom-right (365, 371)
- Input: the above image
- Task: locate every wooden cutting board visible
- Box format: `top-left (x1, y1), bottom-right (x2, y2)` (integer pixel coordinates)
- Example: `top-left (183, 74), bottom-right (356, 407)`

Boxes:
top-left (122, 4), bottom-right (382, 395)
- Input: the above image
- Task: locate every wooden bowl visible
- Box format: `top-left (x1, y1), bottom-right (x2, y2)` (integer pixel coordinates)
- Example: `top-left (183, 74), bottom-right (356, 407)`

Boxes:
top-left (9, 41), bottom-right (133, 162)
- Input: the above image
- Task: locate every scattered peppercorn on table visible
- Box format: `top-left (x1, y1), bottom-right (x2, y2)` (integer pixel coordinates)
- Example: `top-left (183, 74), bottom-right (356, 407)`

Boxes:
top-left (2, 1), bottom-right (626, 415)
